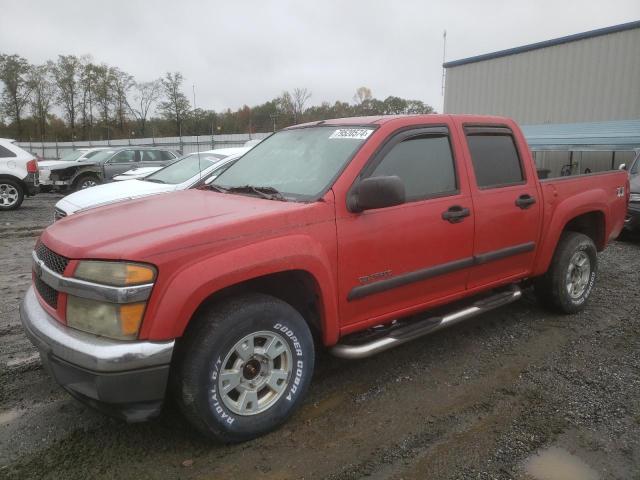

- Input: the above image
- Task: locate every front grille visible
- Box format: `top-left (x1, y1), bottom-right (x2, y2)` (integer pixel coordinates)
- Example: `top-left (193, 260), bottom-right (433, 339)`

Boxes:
top-left (53, 208), bottom-right (67, 222)
top-left (35, 243), bottom-right (69, 274)
top-left (35, 275), bottom-right (58, 308)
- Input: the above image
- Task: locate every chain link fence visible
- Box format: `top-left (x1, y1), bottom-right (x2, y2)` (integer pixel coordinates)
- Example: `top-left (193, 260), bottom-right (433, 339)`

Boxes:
top-left (17, 132), bottom-right (272, 159)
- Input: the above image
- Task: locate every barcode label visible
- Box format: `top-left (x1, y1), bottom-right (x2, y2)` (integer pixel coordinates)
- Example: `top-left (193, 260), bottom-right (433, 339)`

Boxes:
top-left (329, 128), bottom-right (373, 140)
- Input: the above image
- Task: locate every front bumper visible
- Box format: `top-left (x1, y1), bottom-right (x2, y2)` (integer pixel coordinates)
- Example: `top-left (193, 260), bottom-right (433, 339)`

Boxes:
top-left (20, 286), bottom-right (174, 422)
top-left (625, 202), bottom-right (640, 231)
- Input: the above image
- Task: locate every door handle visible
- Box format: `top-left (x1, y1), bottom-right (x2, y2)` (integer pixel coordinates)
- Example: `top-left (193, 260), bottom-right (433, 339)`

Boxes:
top-left (442, 205), bottom-right (471, 223)
top-left (515, 194), bottom-right (536, 209)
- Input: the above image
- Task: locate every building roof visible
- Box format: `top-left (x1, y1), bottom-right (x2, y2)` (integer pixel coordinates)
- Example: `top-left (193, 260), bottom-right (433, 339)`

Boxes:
top-left (444, 20), bottom-right (640, 68)
top-left (521, 119), bottom-right (640, 151)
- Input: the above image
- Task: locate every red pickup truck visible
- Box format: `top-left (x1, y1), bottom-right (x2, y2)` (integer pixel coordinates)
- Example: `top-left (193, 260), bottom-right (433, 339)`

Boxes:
top-left (22, 115), bottom-right (628, 442)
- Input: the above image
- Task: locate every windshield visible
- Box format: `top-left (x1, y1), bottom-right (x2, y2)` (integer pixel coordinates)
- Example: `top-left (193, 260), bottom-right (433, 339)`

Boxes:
top-left (84, 149), bottom-right (117, 162)
top-left (83, 150), bottom-right (103, 159)
top-left (144, 153), bottom-right (224, 184)
top-left (213, 126), bottom-right (374, 200)
top-left (59, 150), bottom-right (86, 161)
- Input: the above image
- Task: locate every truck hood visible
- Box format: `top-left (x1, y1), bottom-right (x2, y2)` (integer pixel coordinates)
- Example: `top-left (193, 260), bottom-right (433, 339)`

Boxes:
top-left (39, 160), bottom-right (80, 170)
top-left (41, 188), bottom-right (316, 260)
top-left (114, 167), bottom-right (162, 179)
top-left (56, 179), bottom-right (176, 215)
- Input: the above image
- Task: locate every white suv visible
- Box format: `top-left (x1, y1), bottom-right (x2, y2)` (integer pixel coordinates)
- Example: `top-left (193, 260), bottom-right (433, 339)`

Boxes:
top-left (0, 138), bottom-right (39, 210)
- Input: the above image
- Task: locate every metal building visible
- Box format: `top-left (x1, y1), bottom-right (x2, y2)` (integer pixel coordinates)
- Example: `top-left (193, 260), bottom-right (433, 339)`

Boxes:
top-left (443, 21), bottom-right (640, 124)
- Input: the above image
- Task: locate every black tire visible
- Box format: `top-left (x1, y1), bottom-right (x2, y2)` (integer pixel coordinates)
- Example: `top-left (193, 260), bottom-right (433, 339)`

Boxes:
top-left (0, 178), bottom-right (24, 210)
top-left (73, 174), bottom-right (100, 191)
top-left (174, 293), bottom-right (315, 443)
top-left (534, 231), bottom-right (597, 314)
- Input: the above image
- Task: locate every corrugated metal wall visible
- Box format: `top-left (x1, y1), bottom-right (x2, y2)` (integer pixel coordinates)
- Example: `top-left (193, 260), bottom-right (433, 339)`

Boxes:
top-left (444, 27), bottom-right (640, 124)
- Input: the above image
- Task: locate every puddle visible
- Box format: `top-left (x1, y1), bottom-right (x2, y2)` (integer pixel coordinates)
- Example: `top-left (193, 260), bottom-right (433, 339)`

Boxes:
top-left (524, 446), bottom-right (599, 480)
top-left (0, 408), bottom-right (22, 426)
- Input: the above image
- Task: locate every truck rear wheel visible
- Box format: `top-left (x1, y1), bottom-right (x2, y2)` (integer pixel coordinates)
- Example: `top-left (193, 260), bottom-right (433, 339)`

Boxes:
top-left (0, 178), bottom-right (24, 210)
top-left (174, 293), bottom-right (315, 443)
top-left (534, 231), bottom-right (597, 314)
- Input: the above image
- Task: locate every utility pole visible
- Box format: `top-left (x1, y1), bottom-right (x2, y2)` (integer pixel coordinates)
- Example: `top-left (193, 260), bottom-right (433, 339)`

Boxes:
top-left (270, 112), bottom-right (279, 133)
top-left (441, 30), bottom-right (447, 113)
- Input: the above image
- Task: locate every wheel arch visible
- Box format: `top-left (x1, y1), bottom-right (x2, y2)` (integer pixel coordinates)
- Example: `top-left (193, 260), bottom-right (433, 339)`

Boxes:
top-left (185, 269), bottom-right (327, 344)
top-left (562, 211), bottom-right (606, 250)
top-left (533, 206), bottom-right (607, 276)
top-left (0, 173), bottom-right (25, 190)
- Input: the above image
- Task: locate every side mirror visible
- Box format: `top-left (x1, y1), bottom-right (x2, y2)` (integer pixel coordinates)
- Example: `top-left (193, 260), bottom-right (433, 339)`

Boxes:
top-left (618, 163), bottom-right (627, 171)
top-left (349, 176), bottom-right (406, 212)
top-left (204, 175), bottom-right (218, 185)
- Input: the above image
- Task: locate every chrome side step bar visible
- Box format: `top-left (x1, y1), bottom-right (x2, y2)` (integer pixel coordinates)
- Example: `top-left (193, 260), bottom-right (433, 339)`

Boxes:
top-left (330, 286), bottom-right (522, 360)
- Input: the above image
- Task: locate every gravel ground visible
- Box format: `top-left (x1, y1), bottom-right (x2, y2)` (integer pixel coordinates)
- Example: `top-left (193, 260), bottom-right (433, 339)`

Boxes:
top-left (1, 194), bottom-right (639, 480)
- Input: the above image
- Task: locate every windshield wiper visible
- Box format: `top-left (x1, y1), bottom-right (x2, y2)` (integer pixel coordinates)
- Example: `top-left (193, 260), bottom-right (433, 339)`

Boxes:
top-left (144, 178), bottom-right (166, 184)
top-left (204, 184), bottom-right (229, 193)
top-left (226, 185), bottom-right (286, 201)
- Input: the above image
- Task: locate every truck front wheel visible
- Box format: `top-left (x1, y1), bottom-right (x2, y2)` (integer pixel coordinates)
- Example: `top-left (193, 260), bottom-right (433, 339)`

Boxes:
top-left (174, 293), bottom-right (315, 443)
top-left (534, 231), bottom-right (598, 314)
top-left (73, 174), bottom-right (100, 191)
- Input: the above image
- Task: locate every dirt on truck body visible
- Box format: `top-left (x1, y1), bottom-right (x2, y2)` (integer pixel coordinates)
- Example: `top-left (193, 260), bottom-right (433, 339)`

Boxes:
top-left (0, 194), bottom-right (639, 478)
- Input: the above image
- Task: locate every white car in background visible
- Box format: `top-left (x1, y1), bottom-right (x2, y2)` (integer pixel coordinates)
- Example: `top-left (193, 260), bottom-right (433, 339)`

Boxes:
top-left (112, 147), bottom-right (250, 181)
top-left (53, 150), bottom-right (244, 220)
top-left (0, 138), bottom-right (40, 210)
top-left (38, 148), bottom-right (107, 189)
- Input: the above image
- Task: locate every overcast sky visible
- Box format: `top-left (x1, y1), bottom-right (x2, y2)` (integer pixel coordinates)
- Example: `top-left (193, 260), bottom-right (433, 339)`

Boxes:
top-left (2, 0), bottom-right (639, 113)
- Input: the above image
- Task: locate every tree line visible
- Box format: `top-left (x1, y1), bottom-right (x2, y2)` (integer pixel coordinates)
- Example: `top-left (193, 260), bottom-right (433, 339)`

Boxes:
top-left (0, 54), bottom-right (435, 142)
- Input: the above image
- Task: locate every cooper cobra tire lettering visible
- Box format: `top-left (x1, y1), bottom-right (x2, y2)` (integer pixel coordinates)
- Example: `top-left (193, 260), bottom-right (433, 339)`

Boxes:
top-left (209, 357), bottom-right (235, 425)
top-left (274, 323), bottom-right (304, 401)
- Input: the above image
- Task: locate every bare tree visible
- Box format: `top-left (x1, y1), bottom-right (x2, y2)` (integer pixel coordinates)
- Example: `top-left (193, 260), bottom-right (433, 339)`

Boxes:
top-left (51, 55), bottom-right (82, 133)
top-left (27, 63), bottom-right (57, 139)
top-left (0, 54), bottom-right (32, 138)
top-left (353, 86), bottom-right (372, 104)
top-left (291, 87), bottom-right (311, 123)
top-left (129, 80), bottom-right (161, 136)
top-left (79, 56), bottom-right (98, 137)
top-left (277, 91), bottom-right (294, 120)
top-left (93, 64), bottom-right (114, 126)
top-left (111, 67), bottom-right (134, 131)
top-left (158, 72), bottom-right (190, 135)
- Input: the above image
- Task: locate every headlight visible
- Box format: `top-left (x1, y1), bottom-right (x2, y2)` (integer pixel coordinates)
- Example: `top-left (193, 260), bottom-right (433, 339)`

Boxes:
top-left (630, 193), bottom-right (640, 202)
top-left (66, 261), bottom-right (156, 340)
top-left (67, 296), bottom-right (146, 340)
top-left (74, 261), bottom-right (156, 286)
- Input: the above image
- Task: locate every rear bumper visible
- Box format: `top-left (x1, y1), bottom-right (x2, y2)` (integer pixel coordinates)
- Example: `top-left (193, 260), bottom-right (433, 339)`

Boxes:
top-left (20, 286), bottom-right (174, 422)
top-left (625, 203), bottom-right (640, 231)
top-left (22, 172), bottom-right (40, 196)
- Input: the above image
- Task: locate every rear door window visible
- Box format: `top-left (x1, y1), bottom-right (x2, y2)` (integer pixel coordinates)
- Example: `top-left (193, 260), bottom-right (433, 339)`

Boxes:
top-left (0, 145), bottom-right (17, 158)
top-left (465, 130), bottom-right (524, 188)
top-left (110, 150), bottom-right (137, 163)
top-left (142, 150), bottom-right (163, 162)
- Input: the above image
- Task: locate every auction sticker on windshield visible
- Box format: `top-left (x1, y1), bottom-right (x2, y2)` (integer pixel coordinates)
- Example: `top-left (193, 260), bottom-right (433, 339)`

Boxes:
top-left (329, 128), bottom-right (373, 140)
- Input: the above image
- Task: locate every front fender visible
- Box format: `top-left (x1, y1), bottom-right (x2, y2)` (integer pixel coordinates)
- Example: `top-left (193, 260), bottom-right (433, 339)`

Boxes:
top-left (140, 234), bottom-right (339, 344)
